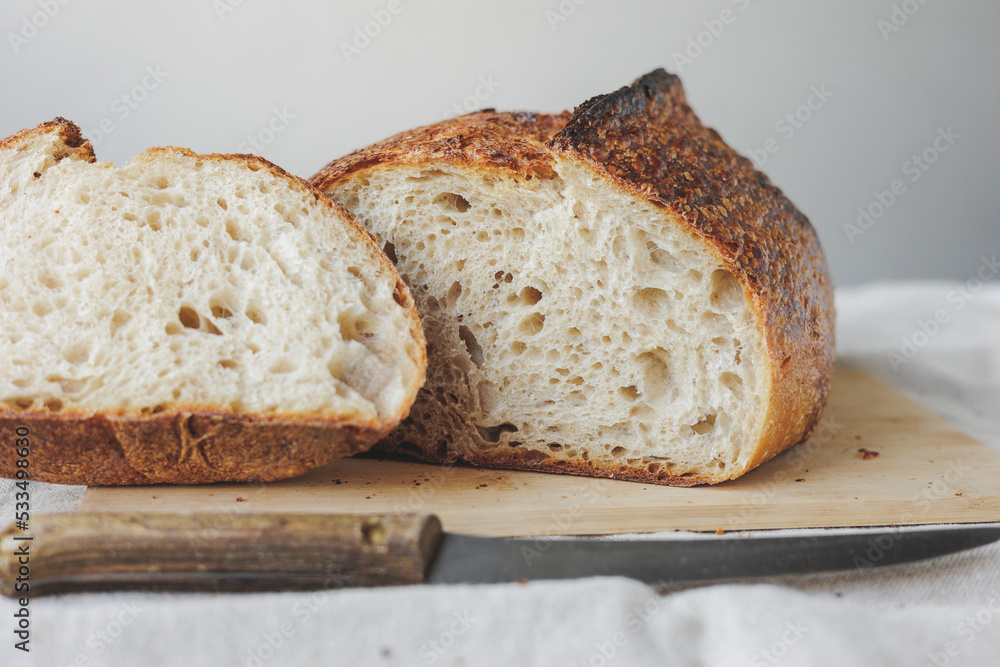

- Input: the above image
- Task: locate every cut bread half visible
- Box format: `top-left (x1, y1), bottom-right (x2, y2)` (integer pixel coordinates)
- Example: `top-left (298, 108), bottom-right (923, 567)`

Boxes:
top-left (0, 118), bottom-right (425, 485)
top-left (312, 69), bottom-right (834, 486)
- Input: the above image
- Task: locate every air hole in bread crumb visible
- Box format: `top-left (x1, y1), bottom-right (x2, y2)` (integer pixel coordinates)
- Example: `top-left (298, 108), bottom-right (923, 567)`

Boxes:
top-left (618, 385), bottom-right (640, 401)
top-left (519, 312), bottom-right (545, 336)
top-left (646, 240), bottom-right (682, 273)
top-left (46, 376), bottom-right (86, 394)
top-left (43, 398), bottom-right (63, 412)
top-left (611, 446), bottom-right (626, 458)
top-left (511, 228), bottom-right (525, 241)
top-left (210, 299), bottom-right (235, 319)
top-left (246, 307), bottom-right (266, 325)
top-left (76, 190), bottom-right (91, 204)
top-left (393, 284), bottom-right (408, 307)
top-left (636, 348), bottom-right (672, 403)
top-left (178, 307), bottom-right (201, 330)
top-left (225, 218), bottom-right (243, 242)
top-left (32, 301), bottom-right (54, 317)
top-left (63, 343), bottom-right (90, 365)
top-left (690, 414), bottom-right (717, 435)
top-left (511, 341), bottom-right (526, 355)
top-left (433, 192), bottom-right (471, 213)
top-left (720, 372), bottom-right (743, 396)
top-left (633, 288), bottom-right (670, 315)
top-left (218, 359), bottom-right (238, 370)
top-left (476, 423), bottom-right (518, 443)
top-left (383, 241), bottom-right (398, 264)
top-left (39, 273), bottom-right (62, 290)
top-left (7, 397), bottom-right (35, 410)
top-left (338, 311), bottom-right (372, 342)
top-left (144, 210), bottom-right (162, 231)
top-left (217, 197), bottom-right (228, 210)
top-left (519, 286), bottom-right (542, 306)
top-left (446, 281), bottom-right (463, 306)
top-left (709, 270), bottom-right (744, 312)
top-left (270, 358), bottom-right (296, 374)
top-left (458, 326), bottom-right (484, 367)
top-left (478, 380), bottom-right (500, 412)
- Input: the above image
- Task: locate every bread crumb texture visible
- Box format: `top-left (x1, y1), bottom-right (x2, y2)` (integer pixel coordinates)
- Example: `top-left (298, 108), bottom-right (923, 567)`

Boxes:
top-left (0, 118), bottom-right (425, 484)
top-left (314, 70), bottom-right (834, 485)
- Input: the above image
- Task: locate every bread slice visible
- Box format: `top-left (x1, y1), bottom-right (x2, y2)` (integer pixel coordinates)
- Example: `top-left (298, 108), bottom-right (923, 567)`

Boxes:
top-left (312, 69), bottom-right (834, 486)
top-left (0, 118), bottom-right (425, 485)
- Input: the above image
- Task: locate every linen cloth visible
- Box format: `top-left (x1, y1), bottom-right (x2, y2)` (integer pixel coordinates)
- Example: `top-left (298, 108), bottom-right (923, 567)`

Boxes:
top-left (3, 282), bottom-right (999, 667)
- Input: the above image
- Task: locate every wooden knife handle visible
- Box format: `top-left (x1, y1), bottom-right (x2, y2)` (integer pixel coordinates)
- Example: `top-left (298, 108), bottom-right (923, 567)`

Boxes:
top-left (0, 512), bottom-right (443, 597)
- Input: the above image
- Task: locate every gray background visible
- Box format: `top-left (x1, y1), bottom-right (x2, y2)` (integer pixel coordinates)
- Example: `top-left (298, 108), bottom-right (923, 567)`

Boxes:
top-left (2, 0), bottom-right (997, 285)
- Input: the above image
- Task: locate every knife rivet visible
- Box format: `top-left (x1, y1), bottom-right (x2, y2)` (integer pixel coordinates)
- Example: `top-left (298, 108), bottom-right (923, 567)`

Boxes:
top-left (360, 521), bottom-right (387, 547)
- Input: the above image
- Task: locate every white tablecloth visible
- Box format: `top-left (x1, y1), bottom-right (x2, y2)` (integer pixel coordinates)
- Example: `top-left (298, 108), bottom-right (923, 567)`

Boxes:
top-left (3, 282), bottom-right (999, 666)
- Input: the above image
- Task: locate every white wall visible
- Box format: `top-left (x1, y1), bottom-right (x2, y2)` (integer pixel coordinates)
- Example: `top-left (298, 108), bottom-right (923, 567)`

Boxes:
top-left (3, 0), bottom-right (997, 284)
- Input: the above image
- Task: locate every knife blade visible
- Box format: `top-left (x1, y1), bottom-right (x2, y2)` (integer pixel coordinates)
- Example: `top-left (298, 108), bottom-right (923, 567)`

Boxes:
top-left (1, 513), bottom-right (997, 596)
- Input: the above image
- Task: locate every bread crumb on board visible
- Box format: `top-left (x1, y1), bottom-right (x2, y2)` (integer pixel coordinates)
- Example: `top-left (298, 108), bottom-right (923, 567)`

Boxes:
top-left (858, 448), bottom-right (880, 460)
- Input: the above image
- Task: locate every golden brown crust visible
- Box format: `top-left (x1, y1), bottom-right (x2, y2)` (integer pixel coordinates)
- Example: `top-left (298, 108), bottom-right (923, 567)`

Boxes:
top-left (0, 120), bottom-right (426, 486)
top-left (311, 111), bottom-right (572, 189)
top-left (313, 70), bottom-right (834, 486)
top-left (550, 69), bottom-right (835, 477)
top-left (0, 117), bottom-right (96, 162)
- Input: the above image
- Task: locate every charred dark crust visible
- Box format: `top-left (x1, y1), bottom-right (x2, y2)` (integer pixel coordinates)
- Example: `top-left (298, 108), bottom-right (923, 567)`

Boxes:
top-left (0, 117), bottom-right (96, 162)
top-left (552, 69), bottom-right (835, 469)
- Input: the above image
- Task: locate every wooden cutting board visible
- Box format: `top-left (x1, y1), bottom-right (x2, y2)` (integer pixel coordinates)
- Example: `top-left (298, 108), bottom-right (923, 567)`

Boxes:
top-left (81, 365), bottom-right (1000, 536)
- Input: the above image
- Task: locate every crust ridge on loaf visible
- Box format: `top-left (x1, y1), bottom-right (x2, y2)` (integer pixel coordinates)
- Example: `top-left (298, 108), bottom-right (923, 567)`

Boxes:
top-left (312, 69), bottom-right (834, 485)
top-left (0, 119), bottom-right (426, 485)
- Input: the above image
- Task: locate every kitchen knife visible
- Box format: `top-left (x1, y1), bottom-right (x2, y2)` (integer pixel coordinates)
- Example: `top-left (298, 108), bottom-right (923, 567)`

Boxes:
top-left (1, 513), bottom-right (997, 597)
